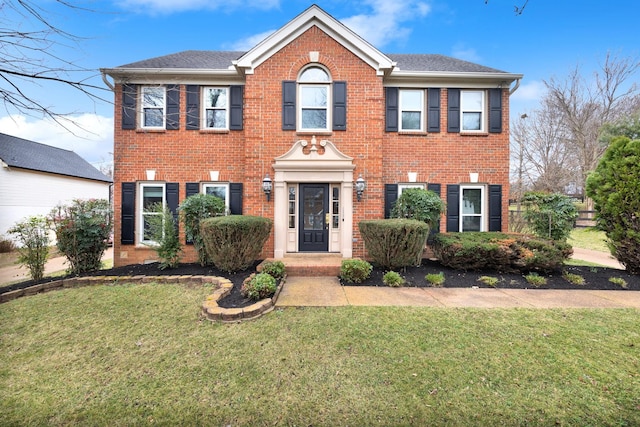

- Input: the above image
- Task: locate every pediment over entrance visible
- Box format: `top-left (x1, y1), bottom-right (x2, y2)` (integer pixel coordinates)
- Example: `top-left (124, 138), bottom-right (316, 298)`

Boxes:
top-left (274, 136), bottom-right (355, 171)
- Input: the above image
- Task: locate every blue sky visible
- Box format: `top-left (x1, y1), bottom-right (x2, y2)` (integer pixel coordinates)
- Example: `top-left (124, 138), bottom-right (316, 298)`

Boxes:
top-left (0, 0), bottom-right (638, 167)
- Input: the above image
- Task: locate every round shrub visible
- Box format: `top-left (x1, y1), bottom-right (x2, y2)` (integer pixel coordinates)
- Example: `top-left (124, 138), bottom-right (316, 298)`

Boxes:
top-left (260, 260), bottom-right (286, 280)
top-left (383, 271), bottom-right (405, 287)
top-left (241, 273), bottom-right (277, 301)
top-left (391, 187), bottom-right (445, 226)
top-left (340, 259), bottom-right (373, 283)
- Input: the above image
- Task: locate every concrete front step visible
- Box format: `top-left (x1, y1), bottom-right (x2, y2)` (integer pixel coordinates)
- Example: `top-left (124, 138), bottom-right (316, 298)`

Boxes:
top-left (260, 254), bottom-right (343, 277)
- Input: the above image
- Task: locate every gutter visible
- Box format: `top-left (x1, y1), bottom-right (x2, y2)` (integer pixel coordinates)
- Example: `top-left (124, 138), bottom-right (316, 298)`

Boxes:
top-left (509, 78), bottom-right (521, 95)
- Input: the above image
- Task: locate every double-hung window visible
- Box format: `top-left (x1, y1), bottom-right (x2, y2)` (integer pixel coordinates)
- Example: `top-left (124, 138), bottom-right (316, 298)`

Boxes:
top-left (461, 90), bottom-right (485, 132)
top-left (299, 67), bottom-right (331, 132)
top-left (203, 183), bottom-right (230, 212)
top-left (141, 86), bottom-right (166, 129)
top-left (460, 186), bottom-right (485, 231)
top-left (203, 87), bottom-right (229, 130)
top-left (140, 183), bottom-right (165, 244)
top-left (399, 90), bottom-right (424, 131)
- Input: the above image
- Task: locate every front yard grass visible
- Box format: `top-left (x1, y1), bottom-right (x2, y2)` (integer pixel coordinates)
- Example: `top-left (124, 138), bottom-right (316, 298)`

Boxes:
top-left (1, 283), bottom-right (639, 425)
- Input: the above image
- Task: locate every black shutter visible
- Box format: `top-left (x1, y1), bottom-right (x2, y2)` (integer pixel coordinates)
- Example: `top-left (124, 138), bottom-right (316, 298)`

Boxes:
top-left (385, 87), bottom-right (399, 132)
top-left (166, 85), bottom-right (180, 130)
top-left (427, 88), bottom-right (441, 133)
top-left (427, 183), bottom-right (442, 239)
top-left (488, 184), bottom-right (502, 231)
top-left (230, 85), bottom-right (244, 130)
top-left (186, 85), bottom-right (200, 130)
top-left (384, 184), bottom-right (398, 218)
top-left (121, 182), bottom-right (136, 244)
top-left (282, 81), bottom-right (296, 130)
top-left (166, 183), bottom-right (180, 232)
top-left (447, 89), bottom-right (460, 133)
top-left (488, 88), bottom-right (502, 133)
top-left (446, 184), bottom-right (460, 232)
top-left (333, 81), bottom-right (347, 131)
top-left (229, 183), bottom-right (243, 215)
top-left (122, 84), bottom-right (137, 130)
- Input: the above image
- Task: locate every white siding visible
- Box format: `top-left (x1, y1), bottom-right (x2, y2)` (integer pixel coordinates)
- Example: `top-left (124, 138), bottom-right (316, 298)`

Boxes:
top-left (0, 165), bottom-right (110, 236)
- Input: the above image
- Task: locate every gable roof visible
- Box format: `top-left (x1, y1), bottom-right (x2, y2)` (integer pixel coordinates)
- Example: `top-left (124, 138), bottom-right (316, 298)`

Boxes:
top-left (0, 133), bottom-right (112, 183)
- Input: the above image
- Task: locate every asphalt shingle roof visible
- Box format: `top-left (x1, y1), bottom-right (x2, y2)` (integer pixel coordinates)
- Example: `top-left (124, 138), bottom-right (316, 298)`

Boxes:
top-left (115, 50), bottom-right (511, 74)
top-left (0, 133), bottom-right (112, 183)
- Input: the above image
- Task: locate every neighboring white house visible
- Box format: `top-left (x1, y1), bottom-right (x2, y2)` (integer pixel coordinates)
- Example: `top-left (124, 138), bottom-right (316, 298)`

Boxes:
top-left (0, 133), bottom-right (112, 237)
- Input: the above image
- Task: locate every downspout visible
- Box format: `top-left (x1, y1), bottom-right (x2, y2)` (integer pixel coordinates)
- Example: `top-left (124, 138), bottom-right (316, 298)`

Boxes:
top-left (101, 70), bottom-right (115, 91)
top-left (509, 78), bottom-right (521, 95)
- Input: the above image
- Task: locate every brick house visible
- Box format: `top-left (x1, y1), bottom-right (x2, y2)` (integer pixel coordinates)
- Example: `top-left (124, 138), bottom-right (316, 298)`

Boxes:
top-left (101, 5), bottom-right (522, 267)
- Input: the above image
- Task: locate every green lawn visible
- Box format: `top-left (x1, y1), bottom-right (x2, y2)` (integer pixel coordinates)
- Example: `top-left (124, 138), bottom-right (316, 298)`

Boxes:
top-left (569, 228), bottom-right (610, 252)
top-left (1, 283), bottom-right (639, 426)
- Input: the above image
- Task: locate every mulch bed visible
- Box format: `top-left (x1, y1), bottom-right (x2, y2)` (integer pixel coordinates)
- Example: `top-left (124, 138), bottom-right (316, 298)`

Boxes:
top-left (2, 260), bottom-right (639, 309)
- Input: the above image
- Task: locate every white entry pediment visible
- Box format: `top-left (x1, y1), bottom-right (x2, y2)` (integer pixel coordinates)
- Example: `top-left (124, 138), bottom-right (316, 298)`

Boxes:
top-left (274, 136), bottom-right (354, 172)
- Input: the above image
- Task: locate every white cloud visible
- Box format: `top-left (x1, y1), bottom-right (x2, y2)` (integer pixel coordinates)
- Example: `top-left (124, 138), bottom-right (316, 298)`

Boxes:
top-left (0, 114), bottom-right (114, 167)
top-left (511, 80), bottom-right (546, 102)
top-left (340, 0), bottom-right (431, 48)
top-left (229, 30), bottom-right (276, 52)
top-left (114, 0), bottom-right (280, 14)
top-left (451, 43), bottom-right (481, 63)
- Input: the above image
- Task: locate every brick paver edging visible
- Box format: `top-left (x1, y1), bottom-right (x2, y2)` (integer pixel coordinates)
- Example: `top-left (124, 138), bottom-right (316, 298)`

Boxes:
top-left (0, 275), bottom-right (283, 323)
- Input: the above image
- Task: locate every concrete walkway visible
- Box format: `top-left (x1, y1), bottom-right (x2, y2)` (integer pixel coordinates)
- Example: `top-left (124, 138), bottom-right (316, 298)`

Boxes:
top-left (276, 276), bottom-right (640, 308)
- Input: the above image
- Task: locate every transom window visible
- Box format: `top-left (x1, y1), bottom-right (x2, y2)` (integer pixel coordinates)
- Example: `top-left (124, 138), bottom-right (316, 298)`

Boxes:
top-left (298, 67), bottom-right (331, 131)
top-left (460, 186), bottom-right (485, 232)
top-left (400, 90), bottom-right (424, 131)
top-left (203, 87), bottom-right (229, 129)
top-left (141, 86), bottom-right (165, 129)
top-left (203, 183), bottom-right (230, 212)
top-left (461, 90), bottom-right (485, 132)
top-left (140, 183), bottom-right (165, 244)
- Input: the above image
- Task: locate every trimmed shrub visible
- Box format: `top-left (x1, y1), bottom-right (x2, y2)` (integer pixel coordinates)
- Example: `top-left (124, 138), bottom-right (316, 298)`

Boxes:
top-left (431, 232), bottom-right (572, 273)
top-left (383, 271), bottom-right (405, 287)
top-left (340, 259), bottom-right (373, 283)
top-left (586, 136), bottom-right (640, 274)
top-left (50, 199), bottom-right (112, 275)
top-left (142, 203), bottom-right (183, 269)
top-left (201, 215), bottom-right (272, 273)
top-left (260, 260), bottom-right (286, 280)
top-left (391, 188), bottom-right (445, 226)
top-left (521, 192), bottom-right (578, 241)
top-left (7, 215), bottom-right (50, 282)
top-left (179, 194), bottom-right (226, 266)
top-left (241, 273), bottom-right (277, 300)
top-left (359, 219), bottom-right (430, 269)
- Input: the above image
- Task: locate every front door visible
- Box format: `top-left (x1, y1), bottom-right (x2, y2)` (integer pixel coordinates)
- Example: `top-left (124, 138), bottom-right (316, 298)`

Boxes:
top-left (299, 184), bottom-right (329, 252)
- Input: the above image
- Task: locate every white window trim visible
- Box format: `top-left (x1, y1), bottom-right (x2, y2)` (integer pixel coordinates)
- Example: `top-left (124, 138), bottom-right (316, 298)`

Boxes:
top-left (399, 89), bottom-right (424, 132)
top-left (460, 185), bottom-right (486, 232)
top-left (202, 182), bottom-right (230, 212)
top-left (140, 86), bottom-right (166, 130)
top-left (460, 90), bottom-right (486, 133)
top-left (398, 183), bottom-right (426, 195)
top-left (202, 86), bottom-right (230, 130)
top-left (139, 182), bottom-right (166, 245)
top-left (297, 66), bottom-right (332, 132)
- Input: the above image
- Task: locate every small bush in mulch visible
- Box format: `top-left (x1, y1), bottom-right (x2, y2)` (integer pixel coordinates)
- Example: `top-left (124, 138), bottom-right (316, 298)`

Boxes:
top-left (431, 232), bottom-right (573, 273)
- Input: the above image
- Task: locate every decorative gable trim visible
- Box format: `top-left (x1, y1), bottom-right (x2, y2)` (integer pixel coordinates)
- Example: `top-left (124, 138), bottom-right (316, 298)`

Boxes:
top-left (233, 5), bottom-right (395, 76)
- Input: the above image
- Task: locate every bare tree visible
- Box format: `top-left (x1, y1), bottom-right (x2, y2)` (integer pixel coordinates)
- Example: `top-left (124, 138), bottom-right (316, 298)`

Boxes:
top-left (0, 0), bottom-right (109, 127)
top-left (544, 53), bottom-right (640, 207)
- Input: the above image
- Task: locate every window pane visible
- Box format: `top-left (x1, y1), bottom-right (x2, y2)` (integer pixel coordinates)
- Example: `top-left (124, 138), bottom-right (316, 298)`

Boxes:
top-left (204, 88), bottom-right (227, 108)
top-left (206, 110), bottom-right (227, 128)
top-left (301, 109), bottom-right (327, 129)
top-left (462, 216), bottom-right (481, 232)
top-left (401, 90), bottom-right (422, 110)
top-left (401, 111), bottom-right (421, 130)
top-left (301, 86), bottom-right (327, 107)
top-left (205, 186), bottom-right (227, 202)
top-left (143, 88), bottom-right (164, 107)
top-left (299, 67), bottom-right (330, 82)
top-left (462, 189), bottom-right (482, 214)
top-left (143, 186), bottom-right (163, 209)
top-left (462, 91), bottom-right (482, 110)
top-left (144, 108), bottom-right (163, 127)
top-left (462, 112), bottom-right (481, 131)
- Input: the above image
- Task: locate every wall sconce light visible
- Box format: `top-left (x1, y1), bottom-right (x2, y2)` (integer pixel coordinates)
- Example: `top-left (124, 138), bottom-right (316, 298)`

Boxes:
top-left (355, 174), bottom-right (366, 202)
top-left (262, 174), bottom-right (272, 201)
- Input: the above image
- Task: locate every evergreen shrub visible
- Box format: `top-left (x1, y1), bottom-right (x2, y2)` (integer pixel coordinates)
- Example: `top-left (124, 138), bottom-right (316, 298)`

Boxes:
top-left (359, 219), bottom-right (429, 269)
